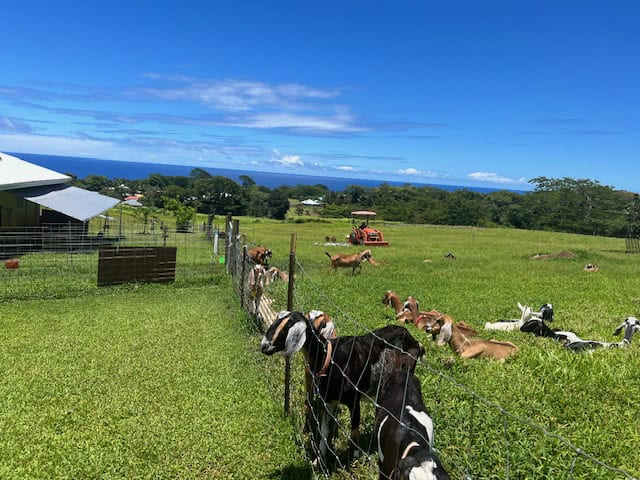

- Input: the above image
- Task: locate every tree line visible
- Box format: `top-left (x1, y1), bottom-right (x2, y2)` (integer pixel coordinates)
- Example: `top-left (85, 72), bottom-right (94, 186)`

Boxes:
top-left (71, 169), bottom-right (640, 238)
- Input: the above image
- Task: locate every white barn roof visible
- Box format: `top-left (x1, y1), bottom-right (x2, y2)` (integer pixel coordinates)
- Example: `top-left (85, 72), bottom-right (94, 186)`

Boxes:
top-left (0, 152), bottom-right (70, 190)
top-left (0, 152), bottom-right (119, 221)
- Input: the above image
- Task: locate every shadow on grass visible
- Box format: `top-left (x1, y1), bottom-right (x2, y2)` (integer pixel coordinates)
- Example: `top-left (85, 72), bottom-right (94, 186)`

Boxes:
top-left (268, 464), bottom-right (313, 480)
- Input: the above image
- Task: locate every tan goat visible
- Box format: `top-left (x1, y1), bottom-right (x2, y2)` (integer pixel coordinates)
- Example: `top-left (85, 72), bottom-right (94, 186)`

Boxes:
top-left (383, 290), bottom-right (477, 337)
top-left (425, 315), bottom-right (517, 361)
top-left (248, 245), bottom-right (272, 265)
top-left (382, 290), bottom-right (415, 323)
top-left (325, 249), bottom-right (372, 274)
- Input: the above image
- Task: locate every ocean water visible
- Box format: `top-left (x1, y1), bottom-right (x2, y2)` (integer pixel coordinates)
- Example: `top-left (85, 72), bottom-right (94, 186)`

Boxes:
top-left (11, 152), bottom-right (515, 194)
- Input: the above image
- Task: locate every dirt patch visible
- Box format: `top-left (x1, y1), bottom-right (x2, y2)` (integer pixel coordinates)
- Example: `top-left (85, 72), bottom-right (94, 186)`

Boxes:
top-left (531, 250), bottom-right (576, 260)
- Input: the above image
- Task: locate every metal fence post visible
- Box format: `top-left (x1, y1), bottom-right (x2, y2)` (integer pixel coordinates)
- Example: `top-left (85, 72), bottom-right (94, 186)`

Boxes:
top-left (284, 232), bottom-right (297, 415)
top-left (224, 214), bottom-right (232, 270)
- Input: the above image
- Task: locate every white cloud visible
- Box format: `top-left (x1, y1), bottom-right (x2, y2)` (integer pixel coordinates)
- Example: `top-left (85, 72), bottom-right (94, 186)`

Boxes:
top-left (396, 167), bottom-right (440, 178)
top-left (397, 168), bottom-right (420, 175)
top-left (135, 78), bottom-right (340, 112)
top-left (337, 165), bottom-right (356, 171)
top-left (270, 149), bottom-right (303, 167)
top-left (468, 171), bottom-right (527, 184)
top-left (225, 111), bottom-right (364, 133)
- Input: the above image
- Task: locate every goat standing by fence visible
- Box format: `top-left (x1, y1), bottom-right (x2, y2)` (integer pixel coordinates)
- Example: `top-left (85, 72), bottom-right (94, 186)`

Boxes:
top-left (375, 369), bottom-right (450, 480)
top-left (260, 311), bottom-right (424, 466)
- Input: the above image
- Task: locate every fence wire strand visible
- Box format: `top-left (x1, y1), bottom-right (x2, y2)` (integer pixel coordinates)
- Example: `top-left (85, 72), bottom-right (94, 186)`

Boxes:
top-left (225, 225), bottom-right (639, 480)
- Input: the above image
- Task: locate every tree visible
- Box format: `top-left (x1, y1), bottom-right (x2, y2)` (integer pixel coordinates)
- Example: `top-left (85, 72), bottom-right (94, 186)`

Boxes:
top-left (189, 168), bottom-right (213, 180)
top-left (239, 175), bottom-right (256, 187)
top-left (162, 197), bottom-right (196, 232)
top-left (268, 188), bottom-right (290, 220)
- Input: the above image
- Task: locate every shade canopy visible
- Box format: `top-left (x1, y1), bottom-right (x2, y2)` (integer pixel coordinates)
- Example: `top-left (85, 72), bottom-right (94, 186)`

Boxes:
top-left (351, 210), bottom-right (377, 216)
top-left (10, 184), bottom-right (120, 222)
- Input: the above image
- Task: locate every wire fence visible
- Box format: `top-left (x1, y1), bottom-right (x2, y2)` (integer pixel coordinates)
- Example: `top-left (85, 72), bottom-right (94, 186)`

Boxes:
top-left (225, 219), bottom-right (639, 480)
top-left (0, 223), bottom-right (216, 302)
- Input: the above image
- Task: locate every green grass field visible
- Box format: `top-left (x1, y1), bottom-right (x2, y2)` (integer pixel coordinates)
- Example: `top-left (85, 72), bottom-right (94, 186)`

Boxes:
top-left (0, 277), bottom-right (310, 479)
top-left (1, 218), bottom-right (639, 479)
top-left (240, 218), bottom-right (640, 479)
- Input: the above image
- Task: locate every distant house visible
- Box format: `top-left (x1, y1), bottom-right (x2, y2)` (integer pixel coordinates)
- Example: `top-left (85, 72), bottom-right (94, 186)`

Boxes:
top-left (0, 152), bottom-right (119, 228)
top-left (300, 198), bottom-right (324, 207)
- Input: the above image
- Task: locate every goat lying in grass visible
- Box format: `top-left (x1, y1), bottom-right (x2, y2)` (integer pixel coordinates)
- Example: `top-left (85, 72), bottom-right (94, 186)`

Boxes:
top-left (382, 291), bottom-right (477, 337)
top-left (554, 317), bottom-right (640, 353)
top-left (424, 314), bottom-right (518, 361)
top-left (382, 290), bottom-right (416, 323)
top-left (326, 249), bottom-right (372, 274)
top-left (260, 311), bottom-right (424, 465)
top-left (375, 369), bottom-right (450, 480)
top-left (484, 303), bottom-right (554, 331)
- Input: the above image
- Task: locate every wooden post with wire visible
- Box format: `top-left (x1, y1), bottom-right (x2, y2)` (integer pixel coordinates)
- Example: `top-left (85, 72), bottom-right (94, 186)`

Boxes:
top-left (284, 232), bottom-right (297, 415)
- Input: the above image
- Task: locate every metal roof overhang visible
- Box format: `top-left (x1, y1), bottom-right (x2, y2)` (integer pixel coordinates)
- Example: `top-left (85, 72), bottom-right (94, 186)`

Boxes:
top-left (10, 184), bottom-right (120, 222)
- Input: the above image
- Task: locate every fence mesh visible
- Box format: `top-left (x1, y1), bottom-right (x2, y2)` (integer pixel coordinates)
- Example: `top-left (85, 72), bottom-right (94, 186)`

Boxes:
top-left (0, 223), bottom-right (216, 302)
top-left (226, 221), bottom-right (639, 480)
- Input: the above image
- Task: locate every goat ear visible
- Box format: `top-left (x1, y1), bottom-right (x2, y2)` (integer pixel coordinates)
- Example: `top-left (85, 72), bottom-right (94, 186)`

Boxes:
top-left (283, 321), bottom-right (307, 356)
top-left (613, 323), bottom-right (625, 336)
top-left (436, 323), bottom-right (452, 346)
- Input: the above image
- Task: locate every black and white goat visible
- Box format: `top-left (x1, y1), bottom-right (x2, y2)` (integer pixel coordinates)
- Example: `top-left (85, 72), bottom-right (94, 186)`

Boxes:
top-left (518, 303), bottom-right (556, 338)
top-left (260, 311), bottom-right (424, 464)
top-left (554, 317), bottom-right (640, 352)
top-left (375, 369), bottom-right (450, 480)
top-left (484, 303), bottom-right (554, 331)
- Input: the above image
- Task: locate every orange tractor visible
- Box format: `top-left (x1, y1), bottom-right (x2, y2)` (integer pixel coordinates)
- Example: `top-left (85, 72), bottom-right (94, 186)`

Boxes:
top-left (348, 211), bottom-right (389, 246)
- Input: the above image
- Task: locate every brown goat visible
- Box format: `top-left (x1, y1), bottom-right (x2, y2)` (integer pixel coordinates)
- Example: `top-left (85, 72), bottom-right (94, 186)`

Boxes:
top-left (415, 310), bottom-right (477, 337)
top-left (383, 291), bottom-right (477, 337)
top-left (382, 290), bottom-right (415, 323)
top-left (424, 315), bottom-right (517, 361)
top-left (325, 249), bottom-right (372, 274)
top-left (248, 245), bottom-right (272, 265)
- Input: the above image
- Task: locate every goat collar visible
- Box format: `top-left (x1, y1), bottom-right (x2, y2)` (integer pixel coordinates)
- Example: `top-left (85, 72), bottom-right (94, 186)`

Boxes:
top-left (455, 336), bottom-right (471, 354)
top-left (401, 441), bottom-right (420, 460)
top-left (317, 340), bottom-right (333, 377)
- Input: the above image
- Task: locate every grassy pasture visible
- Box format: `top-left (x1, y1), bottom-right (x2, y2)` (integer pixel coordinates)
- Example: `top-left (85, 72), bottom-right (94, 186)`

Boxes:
top-left (0, 279), bottom-right (310, 479)
top-left (240, 218), bottom-right (640, 479)
top-left (1, 217), bottom-right (639, 479)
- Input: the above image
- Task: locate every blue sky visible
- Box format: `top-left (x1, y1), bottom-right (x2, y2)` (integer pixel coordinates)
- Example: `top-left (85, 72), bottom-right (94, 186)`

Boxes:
top-left (1, 1), bottom-right (639, 192)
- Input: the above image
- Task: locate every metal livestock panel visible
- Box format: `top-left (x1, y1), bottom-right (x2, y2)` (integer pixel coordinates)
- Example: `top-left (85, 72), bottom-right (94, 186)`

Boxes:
top-left (97, 246), bottom-right (177, 286)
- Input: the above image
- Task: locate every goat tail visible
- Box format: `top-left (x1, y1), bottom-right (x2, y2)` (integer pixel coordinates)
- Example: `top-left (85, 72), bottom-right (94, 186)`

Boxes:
top-left (325, 252), bottom-right (332, 259)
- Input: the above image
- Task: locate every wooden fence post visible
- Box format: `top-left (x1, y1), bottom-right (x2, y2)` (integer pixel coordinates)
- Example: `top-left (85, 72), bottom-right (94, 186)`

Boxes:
top-left (240, 246), bottom-right (247, 310)
top-left (284, 232), bottom-right (297, 415)
top-left (232, 219), bottom-right (240, 277)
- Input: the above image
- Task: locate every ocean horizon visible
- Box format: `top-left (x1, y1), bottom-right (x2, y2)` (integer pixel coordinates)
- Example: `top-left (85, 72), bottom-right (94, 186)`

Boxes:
top-left (11, 152), bottom-right (525, 194)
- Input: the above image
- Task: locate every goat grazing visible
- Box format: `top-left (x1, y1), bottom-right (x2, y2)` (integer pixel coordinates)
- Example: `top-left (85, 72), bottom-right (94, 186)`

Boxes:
top-left (424, 315), bottom-right (518, 361)
top-left (260, 311), bottom-right (424, 464)
top-left (248, 245), bottom-right (272, 265)
top-left (326, 249), bottom-right (372, 274)
top-left (375, 369), bottom-right (450, 480)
